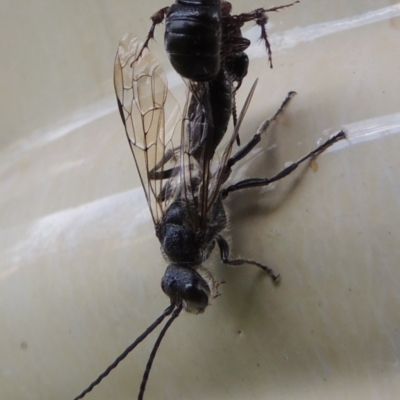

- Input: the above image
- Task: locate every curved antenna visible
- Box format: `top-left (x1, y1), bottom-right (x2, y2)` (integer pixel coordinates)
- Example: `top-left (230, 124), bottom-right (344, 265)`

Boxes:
top-left (73, 304), bottom-right (175, 400)
top-left (138, 304), bottom-right (183, 399)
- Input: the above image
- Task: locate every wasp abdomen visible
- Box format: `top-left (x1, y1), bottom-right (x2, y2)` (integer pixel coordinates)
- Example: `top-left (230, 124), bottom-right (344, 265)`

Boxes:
top-left (165, 0), bottom-right (221, 81)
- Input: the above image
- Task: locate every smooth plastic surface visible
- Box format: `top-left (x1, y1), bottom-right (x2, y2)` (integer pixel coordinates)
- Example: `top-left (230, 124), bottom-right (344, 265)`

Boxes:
top-left (1, 1), bottom-right (400, 400)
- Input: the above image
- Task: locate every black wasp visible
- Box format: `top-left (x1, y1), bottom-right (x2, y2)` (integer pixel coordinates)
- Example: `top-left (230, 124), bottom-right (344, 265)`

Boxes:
top-left (139, 0), bottom-right (299, 131)
top-left (141, 0), bottom-right (299, 82)
top-left (73, 34), bottom-right (345, 400)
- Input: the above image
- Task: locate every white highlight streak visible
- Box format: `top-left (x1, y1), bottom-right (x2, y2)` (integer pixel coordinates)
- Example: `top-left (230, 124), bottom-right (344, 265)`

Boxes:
top-left (247, 4), bottom-right (400, 58)
top-left (2, 188), bottom-right (151, 271)
top-left (10, 4), bottom-right (400, 159)
top-left (326, 112), bottom-right (400, 152)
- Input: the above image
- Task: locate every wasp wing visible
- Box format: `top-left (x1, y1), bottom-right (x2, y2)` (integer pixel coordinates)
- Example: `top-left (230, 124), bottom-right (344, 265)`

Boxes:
top-left (206, 79), bottom-right (258, 210)
top-left (114, 34), bottom-right (184, 225)
top-left (179, 75), bottom-right (257, 231)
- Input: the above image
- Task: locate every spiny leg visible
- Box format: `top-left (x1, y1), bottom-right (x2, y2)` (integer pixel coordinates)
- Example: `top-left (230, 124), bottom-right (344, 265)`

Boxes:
top-left (135, 7), bottom-right (169, 61)
top-left (221, 131), bottom-right (346, 199)
top-left (233, 2), bottom-right (300, 68)
top-left (256, 2), bottom-right (300, 67)
top-left (225, 91), bottom-right (296, 176)
top-left (216, 235), bottom-right (280, 282)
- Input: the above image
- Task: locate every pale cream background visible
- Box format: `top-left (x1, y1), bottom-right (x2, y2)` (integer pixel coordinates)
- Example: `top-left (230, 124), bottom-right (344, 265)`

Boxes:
top-left (1, 1), bottom-right (400, 399)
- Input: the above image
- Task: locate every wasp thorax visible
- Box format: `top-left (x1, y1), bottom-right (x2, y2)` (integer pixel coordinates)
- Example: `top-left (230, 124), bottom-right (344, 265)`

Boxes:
top-left (159, 224), bottom-right (201, 263)
top-left (161, 264), bottom-right (214, 314)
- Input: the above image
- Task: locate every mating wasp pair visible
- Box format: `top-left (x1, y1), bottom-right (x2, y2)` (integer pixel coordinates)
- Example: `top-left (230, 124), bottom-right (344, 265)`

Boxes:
top-left (73, 1), bottom-right (345, 398)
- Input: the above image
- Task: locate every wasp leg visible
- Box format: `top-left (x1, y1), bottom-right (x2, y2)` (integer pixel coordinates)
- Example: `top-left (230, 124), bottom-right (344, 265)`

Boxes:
top-left (147, 148), bottom-right (178, 178)
top-left (136, 7), bottom-right (170, 60)
top-left (221, 131), bottom-right (346, 199)
top-left (216, 235), bottom-right (280, 282)
top-left (233, 2), bottom-right (299, 68)
top-left (224, 91), bottom-right (296, 179)
top-left (146, 147), bottom-right (182, 202)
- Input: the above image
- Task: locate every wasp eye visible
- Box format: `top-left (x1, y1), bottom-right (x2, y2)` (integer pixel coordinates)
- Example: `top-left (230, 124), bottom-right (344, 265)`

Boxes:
top-left (183, 284), bottom-right (209, 311)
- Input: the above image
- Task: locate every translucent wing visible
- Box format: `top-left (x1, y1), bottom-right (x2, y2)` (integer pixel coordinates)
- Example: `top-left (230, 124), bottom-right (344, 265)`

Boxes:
top-left (180, 75), bottom-right (258, 230)
top-left (114, 34), bottom-right (184, 225)
top-left (181, 80), bottom-right (213, 229)
top-left (206, 79), bottom-right (258, 211)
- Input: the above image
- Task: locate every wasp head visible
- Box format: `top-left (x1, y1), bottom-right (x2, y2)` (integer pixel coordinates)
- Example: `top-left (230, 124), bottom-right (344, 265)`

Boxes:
top-left (161, 264), bottom-right (218, 314)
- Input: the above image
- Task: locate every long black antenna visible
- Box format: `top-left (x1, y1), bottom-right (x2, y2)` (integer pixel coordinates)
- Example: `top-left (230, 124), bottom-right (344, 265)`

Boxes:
top-left (73, 304), bottom-right (175, 400)
top-left (138, 304), bottom-right (183, 400)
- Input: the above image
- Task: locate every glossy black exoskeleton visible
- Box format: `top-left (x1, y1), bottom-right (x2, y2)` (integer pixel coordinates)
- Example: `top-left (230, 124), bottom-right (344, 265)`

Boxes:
top-left (139, 0), bottom-right (299, 137)
top-left (165, 0), bottom-right (222, 81)
top-left (73, 35), bottom-right (345, 400)
top-left (187, 66), bottom-right (232, 161)
top-left (140, 0), bottom-right (299, 82)
top-left (140, 0), bottom-right (221, 82)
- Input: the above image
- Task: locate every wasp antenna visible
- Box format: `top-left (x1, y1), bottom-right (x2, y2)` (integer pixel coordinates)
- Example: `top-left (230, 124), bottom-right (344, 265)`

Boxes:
top-left (73, 304), bottom-right (175, 400)
top-left (138, 304), bottom-right (183, 400)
